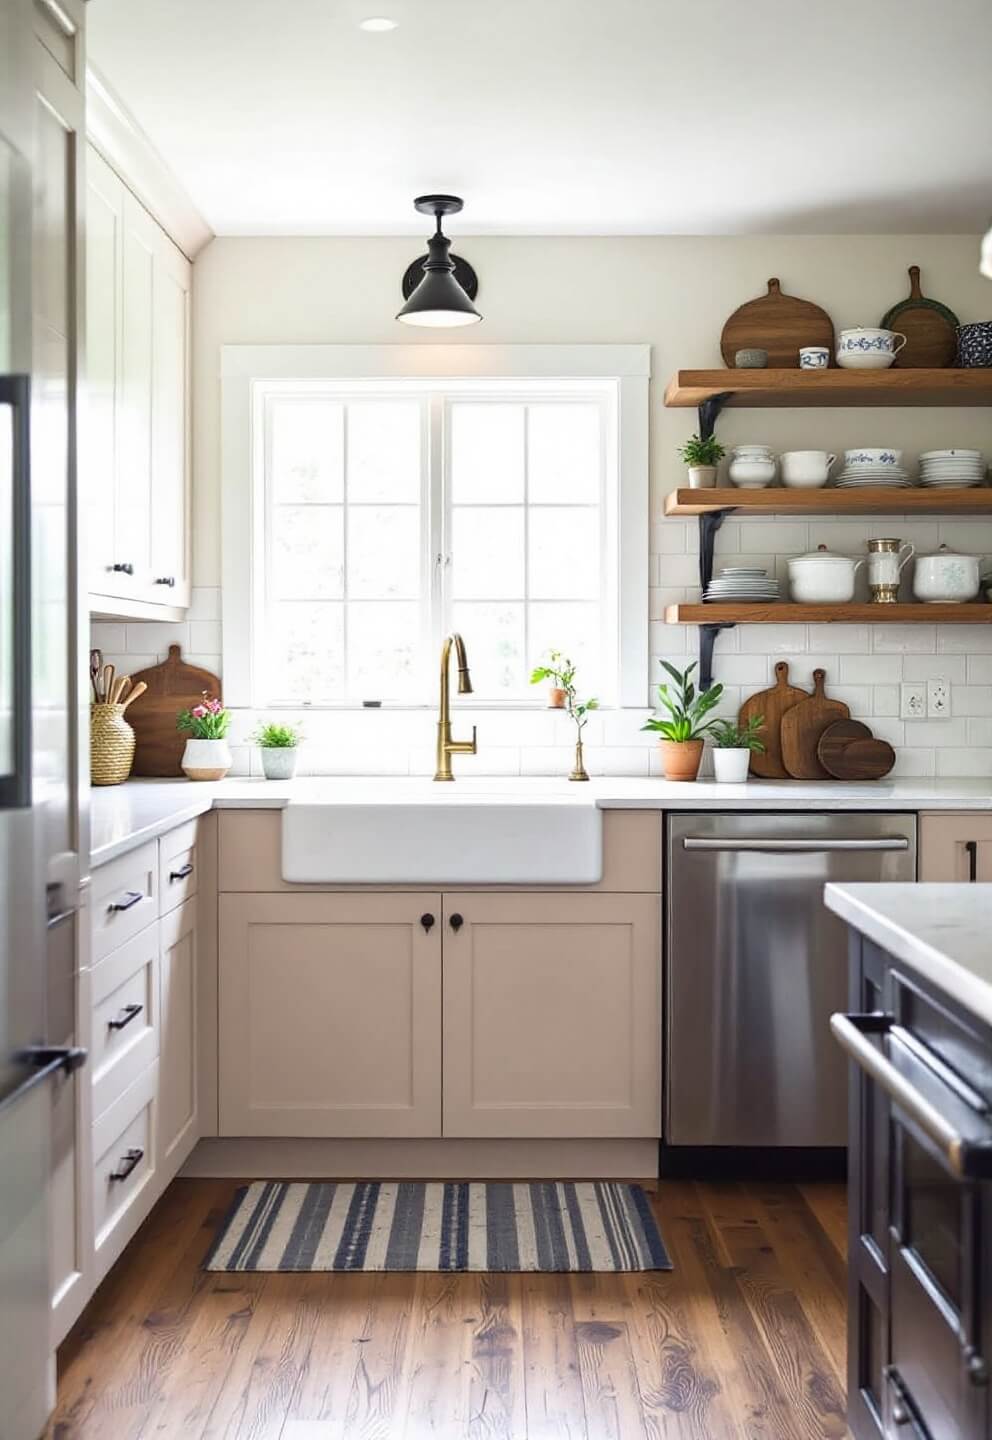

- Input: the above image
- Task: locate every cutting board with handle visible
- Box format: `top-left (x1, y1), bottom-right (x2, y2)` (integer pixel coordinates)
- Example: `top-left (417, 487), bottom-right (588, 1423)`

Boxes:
top-left (780, 669), bottom-right (850, 780)
top-left (817, 719), bottom-right (896, 781)
top-left (128, 645), bottom-right (223, 777)
top-left (738, 661), bottom-right (808, 779)
top-left (720, 277), bottom-right (835, 368)
top-left (879, 265), bottom-right (959, 369)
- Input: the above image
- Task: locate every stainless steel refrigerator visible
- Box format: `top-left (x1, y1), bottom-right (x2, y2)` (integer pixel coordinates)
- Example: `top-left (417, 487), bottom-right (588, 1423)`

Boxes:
top-left (0, 1), bottom-right (85, 1434)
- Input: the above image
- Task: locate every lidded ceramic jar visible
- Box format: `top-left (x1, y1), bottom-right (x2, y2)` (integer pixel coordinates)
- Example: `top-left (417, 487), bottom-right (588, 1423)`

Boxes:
top-left (912, 544), bottom-right (981, 604)
top-left (787, 544), bottom-right (865, 604)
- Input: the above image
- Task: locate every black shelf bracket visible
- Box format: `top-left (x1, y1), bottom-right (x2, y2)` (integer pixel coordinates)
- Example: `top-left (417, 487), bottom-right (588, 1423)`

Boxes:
top-left (699, 623), bottom-right (735, 692)
top-left (697, 392), bottom-right (731, 441)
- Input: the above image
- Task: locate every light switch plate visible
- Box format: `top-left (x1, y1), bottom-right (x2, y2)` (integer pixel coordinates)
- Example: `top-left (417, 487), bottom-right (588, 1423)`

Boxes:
top-left (900, 682), bottom-right (926, 720)
top-left (927, 677), bottom-right (951, 718)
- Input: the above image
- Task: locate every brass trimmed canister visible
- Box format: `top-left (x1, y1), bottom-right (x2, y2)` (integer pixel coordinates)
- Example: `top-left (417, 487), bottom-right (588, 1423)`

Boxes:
top-left (90, 703), bottom-right (136, 785)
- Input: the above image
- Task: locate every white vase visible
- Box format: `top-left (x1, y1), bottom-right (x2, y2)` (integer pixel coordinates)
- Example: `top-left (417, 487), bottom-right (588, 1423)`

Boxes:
top-left (712, 747), bottom-right (750, 783)
top-left (260, 746), bottom-right (298, 780)
top-left (687, 465), bottom-right (717, 489)
top-left (181, 737), bottom-right (232, 781)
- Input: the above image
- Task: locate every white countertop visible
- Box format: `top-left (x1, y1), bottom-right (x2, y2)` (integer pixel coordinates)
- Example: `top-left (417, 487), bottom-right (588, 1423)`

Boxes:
top-left (825, 882), bottom-right (992, 1027)
top-left (88, 774), bottom-right (992, 870)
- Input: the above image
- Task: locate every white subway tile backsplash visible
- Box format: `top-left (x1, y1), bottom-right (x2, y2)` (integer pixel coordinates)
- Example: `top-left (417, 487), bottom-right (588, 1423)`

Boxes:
top-left (954, 688), bottom-right (992, 717)
top-left (904, 654), bottom-right (967, 683)
top-left (872, 625), bottom-right (937, 653)
top-left (839, 654), bottom-right (903, 685)
top-left (738, 624), bottom-right (807, 654)
top-left (901, 718), bottom-right (968, 747)
top-left (187, 586), bottom-right (222, 621)
top-left (938, 625), bottom-right (992, 654)
top-left (890, 748), bottom-right (936, 777)
top-left (967, 718), bottom-right (992, 746)
top-left (872, 685), bottom-right (900, 717)
top-left (969, 655), bottom-right (992, 684)
top-left (808, 624), bottom-right (871, 654)
top-left (935, 748), bottom-right (992, 778)
top-left (125, 621), bottom-right (189, 654)
top-left (89, 622), bottom-right (126, 652)
top-left (189, 620), bottom-right (222, 653)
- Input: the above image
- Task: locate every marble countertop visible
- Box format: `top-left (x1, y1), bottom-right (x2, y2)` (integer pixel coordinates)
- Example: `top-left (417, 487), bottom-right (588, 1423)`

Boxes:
top-left (88, 774), bottom-right (992, 870)
top-left (825, 882), bottom-right (992, 1027)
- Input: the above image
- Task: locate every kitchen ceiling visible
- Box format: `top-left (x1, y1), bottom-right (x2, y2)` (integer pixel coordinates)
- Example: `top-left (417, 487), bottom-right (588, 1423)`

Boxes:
top-left (87, 0), bottom-right (991, 237)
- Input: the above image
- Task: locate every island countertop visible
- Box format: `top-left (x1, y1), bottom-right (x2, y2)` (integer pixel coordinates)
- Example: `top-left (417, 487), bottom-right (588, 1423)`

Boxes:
top-left (825, 881), bottom-right (992, 1027)
top-left (86, 775), bottom-right (992, 870)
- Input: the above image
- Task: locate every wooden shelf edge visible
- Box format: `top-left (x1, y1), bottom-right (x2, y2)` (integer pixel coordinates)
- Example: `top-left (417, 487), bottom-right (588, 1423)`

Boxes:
top-left (665, 603), bottom-right (992, 625)
top-left (664, 487), bottom-right (992, 516)
top-left (664, 368), bottom-right (992, 409)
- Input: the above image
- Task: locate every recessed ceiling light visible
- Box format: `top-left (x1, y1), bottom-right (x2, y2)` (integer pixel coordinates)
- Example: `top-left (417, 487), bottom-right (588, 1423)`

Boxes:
top-left (359, 16), bottom-right (398, 31)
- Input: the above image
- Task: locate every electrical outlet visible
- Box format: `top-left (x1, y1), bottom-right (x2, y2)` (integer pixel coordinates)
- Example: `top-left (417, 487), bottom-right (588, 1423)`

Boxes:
top-left (900, 682), bottom-right (926, 720)
top-left (927, 676), bottom-right (952, 718)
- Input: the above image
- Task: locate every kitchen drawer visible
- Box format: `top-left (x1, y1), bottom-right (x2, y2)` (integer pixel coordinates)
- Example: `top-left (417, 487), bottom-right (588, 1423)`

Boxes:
top-left (92, 1061), bottom-right (158, 1262)
top-left (90, 923), bottom-right (160, 1121)
top-left (91, 842), bottom-right (158, 962)
top-left (890, 960), bottom-right (992, 1107)
top-left (159, 821), bottom-right (200, 915)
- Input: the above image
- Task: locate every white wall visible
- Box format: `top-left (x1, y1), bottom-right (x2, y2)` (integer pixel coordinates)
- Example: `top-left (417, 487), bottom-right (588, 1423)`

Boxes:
top-left (99, 233), bottom-right (992, 776)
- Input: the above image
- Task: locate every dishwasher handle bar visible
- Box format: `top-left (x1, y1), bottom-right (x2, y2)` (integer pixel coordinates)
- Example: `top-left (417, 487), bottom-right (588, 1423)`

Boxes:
top-left (831, 1011), bottom-right (992, 1180)
top-left (682, 836), bottom-right (910, 854)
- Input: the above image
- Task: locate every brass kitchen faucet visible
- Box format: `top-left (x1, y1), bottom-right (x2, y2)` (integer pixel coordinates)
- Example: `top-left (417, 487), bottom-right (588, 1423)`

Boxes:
top-left (434, 633), bottom-right (477, 781)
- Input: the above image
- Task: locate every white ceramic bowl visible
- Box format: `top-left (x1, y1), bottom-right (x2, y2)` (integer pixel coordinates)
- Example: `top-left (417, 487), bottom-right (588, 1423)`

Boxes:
top-left (779, 450), bottom-right (836, 489)
top-left (836, 350), bottom-right (897, 371)
top-left (728, 458), bottom-right (776, 488)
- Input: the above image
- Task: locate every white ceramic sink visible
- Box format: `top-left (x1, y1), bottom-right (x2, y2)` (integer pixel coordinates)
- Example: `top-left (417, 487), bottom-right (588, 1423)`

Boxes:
top-left (281, 785), bottom-right (603, 884)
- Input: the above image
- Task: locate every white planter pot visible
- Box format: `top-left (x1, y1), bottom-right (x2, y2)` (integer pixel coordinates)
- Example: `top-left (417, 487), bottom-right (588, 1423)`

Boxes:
top-left (712, 747), bottom-right (751, 783)
top-left (260, 746), bottom-right (298, 780)
top-left (687, 465), bottom-right (717, 489)
top-left (181, 737), bottom-right (231, 781)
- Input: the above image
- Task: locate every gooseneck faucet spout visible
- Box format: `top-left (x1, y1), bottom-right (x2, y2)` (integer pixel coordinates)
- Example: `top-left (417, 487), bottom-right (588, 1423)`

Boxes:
top-left (434, 633), bottom-right (477, 781)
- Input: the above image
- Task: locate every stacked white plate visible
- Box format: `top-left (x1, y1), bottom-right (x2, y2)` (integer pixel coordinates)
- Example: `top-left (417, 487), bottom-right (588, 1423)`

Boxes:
top-left (918, 449), bottom-right (987, 488)
top-left (834, 467), bottom-right (914, 489)
top-left (704, 566), bottom-right (780, 603)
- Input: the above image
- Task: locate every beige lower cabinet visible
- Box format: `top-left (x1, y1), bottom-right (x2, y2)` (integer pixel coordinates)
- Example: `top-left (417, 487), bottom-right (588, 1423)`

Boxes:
top-left (218, 893), bottom-right (443, 1138)
top-left (920, 813), bottom-right (992, 881)
top-left (441, 892), bottom-right (661, 1139)
top-left (159, 897), bottom-right (199, 1171)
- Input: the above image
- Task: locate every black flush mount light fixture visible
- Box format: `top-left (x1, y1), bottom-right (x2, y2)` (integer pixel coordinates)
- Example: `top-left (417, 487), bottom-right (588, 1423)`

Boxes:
top-left (396, 194), bottom-right (481, 328)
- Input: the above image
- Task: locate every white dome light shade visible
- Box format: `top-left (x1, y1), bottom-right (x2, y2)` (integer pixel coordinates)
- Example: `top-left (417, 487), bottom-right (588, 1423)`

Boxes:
top-left (396, 195), bottom-right (481, 328)
top-left (359, 17), bottom-right (398, 31)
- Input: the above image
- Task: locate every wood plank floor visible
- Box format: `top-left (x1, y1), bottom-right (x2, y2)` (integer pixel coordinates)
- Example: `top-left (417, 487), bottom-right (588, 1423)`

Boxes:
top-left (48, 1178), bottom-right (849, 1439)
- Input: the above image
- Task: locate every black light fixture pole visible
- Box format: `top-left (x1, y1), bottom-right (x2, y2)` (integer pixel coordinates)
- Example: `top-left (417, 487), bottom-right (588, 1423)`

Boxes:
top-left (396, 194), bottom-right (481, 328)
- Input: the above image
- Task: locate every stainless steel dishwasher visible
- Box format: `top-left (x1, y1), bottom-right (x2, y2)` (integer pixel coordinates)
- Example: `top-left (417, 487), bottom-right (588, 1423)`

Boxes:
top-left (666, 811), bottom-right (916, 1150)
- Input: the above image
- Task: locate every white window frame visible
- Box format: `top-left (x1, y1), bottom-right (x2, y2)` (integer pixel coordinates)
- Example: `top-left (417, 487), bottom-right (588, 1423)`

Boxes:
top-left (221, 344), bottom-right (650, 708)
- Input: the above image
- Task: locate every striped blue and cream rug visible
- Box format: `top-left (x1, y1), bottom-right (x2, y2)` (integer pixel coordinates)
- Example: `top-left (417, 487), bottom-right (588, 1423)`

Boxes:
top-left (204, 1180), bottom-right (671, 1273)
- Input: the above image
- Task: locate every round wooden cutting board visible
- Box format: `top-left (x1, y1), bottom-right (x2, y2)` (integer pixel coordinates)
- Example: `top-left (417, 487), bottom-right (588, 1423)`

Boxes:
top-left (879, 265), bottom-right (959, 369)
top-left (817, 720), bottom-right (896, 780)
top-left (720, 278), bottom-right (835, 368)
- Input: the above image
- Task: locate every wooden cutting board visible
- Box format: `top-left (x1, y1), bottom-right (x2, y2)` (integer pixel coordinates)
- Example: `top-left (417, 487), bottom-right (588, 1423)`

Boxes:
top-left (879, 265), bottom-right (959, 369)
top-left (817, 720), bottom-right (896, 780)
top-left (780, 670), bottom-right (850, 780)
top-left (128, 645), bottom-right (223, 777)
top-left (720, 277), bottom-right (835, 368)
top-left (738, 661), bottom-right (808, 779)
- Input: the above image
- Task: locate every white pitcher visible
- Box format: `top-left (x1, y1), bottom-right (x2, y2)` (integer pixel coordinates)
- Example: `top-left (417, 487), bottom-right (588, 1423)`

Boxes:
top-left (867, 538), bottom-right (914, 603)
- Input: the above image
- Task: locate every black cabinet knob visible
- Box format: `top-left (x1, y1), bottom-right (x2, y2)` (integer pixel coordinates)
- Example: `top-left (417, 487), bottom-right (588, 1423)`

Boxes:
top-left (154, 576), bottom-right (175, 587)
top-left (449, 913), bottom-right (464, 931)
top-left (420, 913), bottom-right (435, 932)
top-left (111, 562), bottom-right (134, 575)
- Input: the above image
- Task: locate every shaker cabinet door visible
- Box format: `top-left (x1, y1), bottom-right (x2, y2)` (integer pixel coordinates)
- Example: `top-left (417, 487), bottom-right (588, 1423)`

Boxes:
top-left (441, 892), bottom-right (661, 1139)
top-left (920, 812), bottom-right (992, 882)
top-left (85, 147), bottom-right (124, 595)
top-left (148, 233), bottom-right (191, 608)
top-left (159, 897), bottom-right (199, 1174)
top-left (219, 894), bottom-right (442, 1137)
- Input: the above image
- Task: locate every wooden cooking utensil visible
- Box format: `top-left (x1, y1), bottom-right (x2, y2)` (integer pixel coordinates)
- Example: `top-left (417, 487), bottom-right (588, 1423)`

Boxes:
top-left (720, 277), bottom-right (835, 368)
top-left (738, 660), bottom-right (809, 778)
top-left (102, 664), bottom-right (115, 705)
top-left (879, 265), bottom-right (959, 369)
top-left (90, 649), bottom-right (103, 702)
top-left (780, 670), bottom-right (850, 780)
top-left (817, 720), bottom-right (896, 780)
top-left (120, 681), bottom-right (147, 712)
top-left (127, 647), bottom-right (222, 776)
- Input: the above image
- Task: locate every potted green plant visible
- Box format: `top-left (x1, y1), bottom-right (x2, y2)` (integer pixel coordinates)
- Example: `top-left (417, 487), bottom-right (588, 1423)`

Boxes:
top-left (176, 693), bottom-right (232, 781)
top-left (678, 432), bottom-right (726, 489)
top-left (530, 652), bottom-right (598, 780)
top-left (641, 661), bottom-right (723, 781)
top-left (709, 715), bottom-right (765, 783)
top-left (250, 720), bottom-right (304, 780)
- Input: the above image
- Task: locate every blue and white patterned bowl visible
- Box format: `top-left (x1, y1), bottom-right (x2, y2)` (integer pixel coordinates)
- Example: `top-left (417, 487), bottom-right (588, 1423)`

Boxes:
top-left (956, 322), bottom-right (992, 368)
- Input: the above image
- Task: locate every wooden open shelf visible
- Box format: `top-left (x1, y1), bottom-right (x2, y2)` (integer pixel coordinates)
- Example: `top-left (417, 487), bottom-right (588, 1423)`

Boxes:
top-left (667, 603), bottom-right (992, 626)
top-left (665, 487), bottom-right (992, 516)
top-left (664, 369), bottom-right (992, 409)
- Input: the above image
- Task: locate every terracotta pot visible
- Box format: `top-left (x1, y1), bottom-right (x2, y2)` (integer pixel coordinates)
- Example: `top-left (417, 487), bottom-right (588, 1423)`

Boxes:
top-left (659, 738), bottom-right (704, 782)
top-left (548, 687), bottom-right (567, 709)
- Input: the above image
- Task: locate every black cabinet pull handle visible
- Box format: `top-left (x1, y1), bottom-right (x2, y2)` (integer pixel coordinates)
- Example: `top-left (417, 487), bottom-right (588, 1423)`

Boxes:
top-left (420, 913), bottom-right (435, 932)
top-left (169, 862), bottom-right (194, 881)
top-left (111, 562), bottom-right (134, 575)
top-left (108, 890), bottom-right (144, 913)
top-left (108, 1003), bottom-right (143, 1032)
top-left (966, 840), bottom-right (978, 883)
top-left (449, 913), bottom-right (464, 931)
top-left (154, 576), bottom-right (175, 587)
top-left (109, 1147), bottom-right (143, 1182)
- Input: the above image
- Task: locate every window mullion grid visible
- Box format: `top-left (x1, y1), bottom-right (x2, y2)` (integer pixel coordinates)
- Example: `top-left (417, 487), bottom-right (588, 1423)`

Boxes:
top-left (522, 404), bottom-right (530, 692)
top-left (341, 403), bottom-right (350, 703)
top-left (430, 393), bottom-right (446, 678)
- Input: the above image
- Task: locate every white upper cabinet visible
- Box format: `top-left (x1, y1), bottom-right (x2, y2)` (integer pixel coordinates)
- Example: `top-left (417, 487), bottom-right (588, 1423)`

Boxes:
top-left (85, 145), bottom-right (191, 613)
